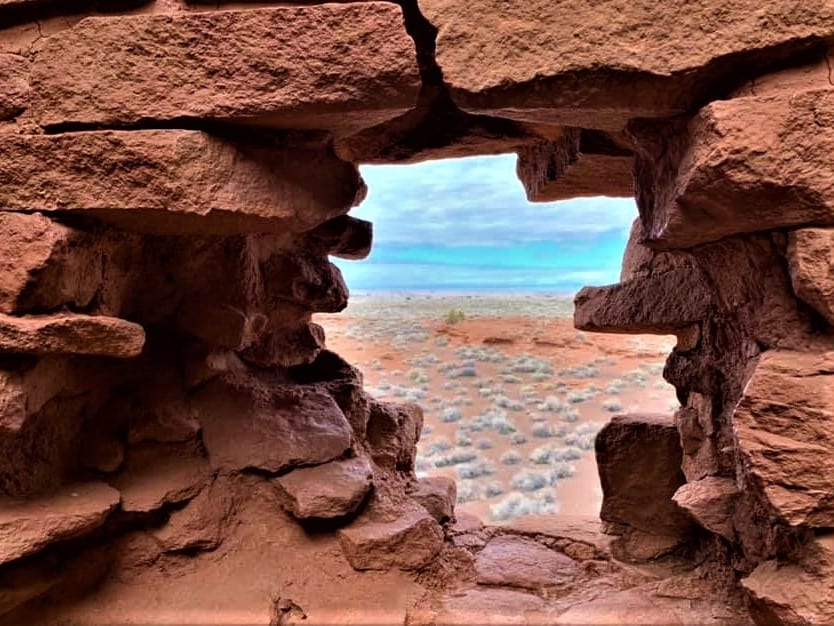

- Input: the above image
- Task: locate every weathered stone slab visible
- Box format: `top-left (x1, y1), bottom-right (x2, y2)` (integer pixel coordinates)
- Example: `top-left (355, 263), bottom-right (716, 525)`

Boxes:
top-left (0, 54), bottom-right (27, 120)
top-left (787, 228), bottom-right (834, 326)
top-left (0, 131), bottom-right (364, 235)
top-left (152, 481), bottom-right (235, 552)
top-left (408, 587), bottom-right (547, 626)
top-left (366, 399), bottom-right (423, 471)
top-left (339, 504), bottom-right (443, 571)
top-left (0, 313), bottom-right (144, 357)
top-left (475, 535), bottom-right (579, 590)
top-left (596, 414), bottom-right (695, 538)
top-left (0, 481), bottom-right (120, 565)
top-left (673, 477), bottom-right (738, 541)
top-left (516, 131), bottom-right (633, 202)
top-left (194, 377), bottom-right (352, 474)
top-left (0, 212), bottom-right (102, 315)
top-left (421, 0), bottom-right (834, 129)
top-left (574, 267), bottom-right (711, 334)
top-left (30, 4), bottom-right (420, 133)
top-left (410, 475), bottom-right (456, 523)
top-left (631, 61), bottom-right (834, 248)
top-left (307, 215), bottom-right (374, 261)
top-left (274, 456), bottom-right (373, 520)
top-left (734, 350), bottom-right (834, 527)
top-left (0, 357), bottom-right (76, 435)
top-left (742, 535), bottom-right (834, 625)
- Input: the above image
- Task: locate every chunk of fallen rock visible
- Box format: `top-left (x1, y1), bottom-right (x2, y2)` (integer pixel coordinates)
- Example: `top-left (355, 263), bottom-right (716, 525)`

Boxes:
top-left (475, 535), bottom-right (579, 590)
top-left (0, 312), bottom-right (144, 357)
top-left (339, 505), bottom-right (443, 571)
top-left (274, 456), bottom-right (373, 520)
top-left (0, 482), bottom-right (120, 565)
top-left (410, 475), bottom-right (456, 523)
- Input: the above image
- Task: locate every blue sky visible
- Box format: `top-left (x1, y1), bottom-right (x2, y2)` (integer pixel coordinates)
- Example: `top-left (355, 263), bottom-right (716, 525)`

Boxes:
top-left (334, 154), bottom-right (636, 293)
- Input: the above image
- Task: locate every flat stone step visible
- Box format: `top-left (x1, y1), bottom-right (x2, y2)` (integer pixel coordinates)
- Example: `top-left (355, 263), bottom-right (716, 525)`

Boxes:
top-left (0, 482), bottom-right (120, 565)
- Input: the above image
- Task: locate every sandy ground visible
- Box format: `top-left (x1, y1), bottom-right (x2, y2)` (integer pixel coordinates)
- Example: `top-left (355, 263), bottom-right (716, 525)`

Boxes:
top-left (316, 294), bottom-right (677, 524)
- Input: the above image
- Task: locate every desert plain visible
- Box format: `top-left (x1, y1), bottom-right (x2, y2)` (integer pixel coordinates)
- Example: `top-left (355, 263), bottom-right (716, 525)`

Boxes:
top-left (317, 293), bottom-right (678, 524)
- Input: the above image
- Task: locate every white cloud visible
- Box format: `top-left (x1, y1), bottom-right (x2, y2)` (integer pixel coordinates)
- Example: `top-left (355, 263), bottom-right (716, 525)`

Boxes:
top-left (354, 154), bottom-right (637, 247)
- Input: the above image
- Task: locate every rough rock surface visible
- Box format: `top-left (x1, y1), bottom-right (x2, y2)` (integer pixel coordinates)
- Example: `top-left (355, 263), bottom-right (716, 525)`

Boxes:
top-left (475, 535), bottom-right (579, 590)
top-left (787, 228), bottom-right (834, 325)
top-left (274, 456), bottom-right (373, 520)
top-left (734, 349), bottom-right (834, 527)
top-left (30, 4), bottom-right (420, 132)
top-left (673, 477), bottom-right (738, 541)
top-left (410, 475), bottom-right (456, 523)
top-left (195, 376), bottom-right (352, 474)
top-left (0, 132), bottom-right (365, 235)
top-left (0, 313), bottom-right (144, 357)
top-left (0, 482), bottom-right (119, 565)
top-left (338, 504), bottom-right (444, 571)
top-left (516, 131), bottom-right (633, 202)
top-left (2, 0), bottom-right (834, 622)
top-left (421, 0), bottom-right (834, 128)
top-left (595, 414), bottom-right (696, 543)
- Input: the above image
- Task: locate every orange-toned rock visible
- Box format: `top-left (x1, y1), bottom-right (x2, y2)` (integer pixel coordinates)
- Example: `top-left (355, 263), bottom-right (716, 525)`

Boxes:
top-left (366, 400), bottom-right (423, 471)
top-left (516, 130), bottom-right (633, 202)
top-left (339, 504), bottom-right (443, 571)
top-left (0, 54), bottom-right (27, 120)
top-left (734, 350), bottom-right (834, 527)
top-left (574, 267), bottom-right (710, 335)
top-left (152, 480), bottom-right (235, 552)
top-left (30, 4), bottom-right (419, 133)
top-left (421, 0), bottom-right (834, 129)
top-left (631, 65), bottom-right (834, 247)
top-left (0, 482), bottom-right (120, 565)
top-left (0, 132), bottom-right (365, 235)
top-left (194, 377), bottom-right (352, 474)
top-left (787, 228), bottom-right (834, 326)
top-left (673, 477), bottom-right (738, 541)
top-left (475, 535), bottom-right (578, 590)
top-left (0, 313), bottom-right (144, 357)
top-left (274, 456), bottom-right (373, 520)
top-left (410, 475), bottom-right (456, 523)
top-left (595, 414), bottom-right (695, 538)
top-left (0, 213), bottom-right (104, 315)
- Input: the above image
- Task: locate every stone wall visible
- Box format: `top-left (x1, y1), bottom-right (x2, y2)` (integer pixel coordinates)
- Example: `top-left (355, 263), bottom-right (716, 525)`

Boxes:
top-left (1, 0), bottom-right (834, 623)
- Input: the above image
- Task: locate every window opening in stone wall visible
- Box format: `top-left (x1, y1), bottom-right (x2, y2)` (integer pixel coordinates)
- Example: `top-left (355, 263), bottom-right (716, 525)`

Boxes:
top-left (316, 154), bottom-right (678, 524)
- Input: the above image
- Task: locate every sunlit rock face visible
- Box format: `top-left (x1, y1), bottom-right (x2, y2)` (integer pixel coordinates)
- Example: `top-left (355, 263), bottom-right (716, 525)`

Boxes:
top-left (1, 0), bottom-right (834, 623)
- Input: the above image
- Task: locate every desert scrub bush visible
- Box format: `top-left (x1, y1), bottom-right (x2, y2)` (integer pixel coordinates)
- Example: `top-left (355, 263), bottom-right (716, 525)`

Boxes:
top-left (455, 431), bottom-right (473, 447)
top-left (414, 457), bottom-right (431, 475)
top-left (565, 422), bottom-right (604, 450)
top-left (561, 408), bottom-right (581, 423)
top-left (549, 462), bottom-right (576, 481)
top-left (510, 432), bottom-right (527, 445)
top-left (443, 381), bottom-right (461, 391)
top-left (440, 407), bottom-right (464, 423)
top-left (567, 388), bottom-right (596, 404)
top-left (489, 492), bottom-right (556, 521)
top-left (448, 365), bottom-right (478, 379)
top-left (493, 395), bottom-right (524, 411)
top-left (539, 395), bottom-right (567, 413)
top-left (408, 369), bottom-right (430, 384)
top-left (500, 374), bottom-right (522, 384)
top-left (531, 423), bottom-right (566, 439)
top-left (434, 449), bottom-right (478, 467)
top-left (444, 309), bottom-right (466, 324)
top-left (434, 335), bottom-right (449, 347)
top-left (529, 446), bottom-right (554, 465)
top-left (605, 379), bottom-right (625, 394)
top-left (476, 438), bottom-right (493, 450)
top-left (458, 461), bottom-right (496, 480)
top-left (500, 450), bottom-right (523, 465)
top-left (457, 482), bottom-right (482, 504)
top-left (561, 364), bottom-right (600, 379)
top-left (511, 470), bottom-right (549, 492)
top-left (623, 369), bottom-right (648, 387)
top-left (420, 424), bottom-right (434, 437)
top-left (485, 481), bottom-right (504, 498)
top-left (426, 439), bottom-right (452, 456)
top-left (602, 398), bottom-right (623, 413)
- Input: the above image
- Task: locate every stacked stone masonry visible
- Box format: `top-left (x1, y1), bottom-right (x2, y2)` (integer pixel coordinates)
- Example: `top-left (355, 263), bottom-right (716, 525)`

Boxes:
top-left (1, 0), bottom-right (833, 623)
